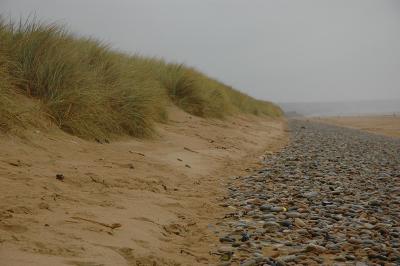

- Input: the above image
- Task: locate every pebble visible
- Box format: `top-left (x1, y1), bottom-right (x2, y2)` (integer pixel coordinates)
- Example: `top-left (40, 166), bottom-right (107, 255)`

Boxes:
top-left (270, 206), bottom-right (286, 212)
top-left (294, 218), bottom-right (306, 228)
top-left (285, 212), bottom-right (302, 218)
top-left (276, 255), bottom-right (297, 263)
top-left (279, 220), bottom-right (292, 227)
top-left (305, 243), bottom-right (327, 254)
top-left (241, 259), bottom-right (257, 266)
top-left (213, 120), bottom-right (400, 265)
top-left (304, 191), bottom-right (318, 198)
top-left (260, 204), bottom-right (273, 212)
top-left (241, 232), bottom-right (251, 242)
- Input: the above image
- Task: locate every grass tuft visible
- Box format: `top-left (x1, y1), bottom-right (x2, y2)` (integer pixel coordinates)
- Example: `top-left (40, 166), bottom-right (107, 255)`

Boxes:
top-left (159, 64), bottom-right (206, 116)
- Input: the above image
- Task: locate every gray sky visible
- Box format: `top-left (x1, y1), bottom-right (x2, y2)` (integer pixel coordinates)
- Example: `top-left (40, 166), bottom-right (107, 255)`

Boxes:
top-left (1, 0), bottom-right (399, 103)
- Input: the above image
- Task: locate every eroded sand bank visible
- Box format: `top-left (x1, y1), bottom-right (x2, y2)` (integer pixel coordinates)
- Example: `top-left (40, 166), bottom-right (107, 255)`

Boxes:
top-left (0, 107), bottom-right (287, 265)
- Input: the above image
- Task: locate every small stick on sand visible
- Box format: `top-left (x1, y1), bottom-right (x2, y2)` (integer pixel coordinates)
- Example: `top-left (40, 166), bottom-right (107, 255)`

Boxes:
top-left (71, 216), bottom-right (121, 229)
top-left (89, 176), bottom-right (109, 187)
top-left (184, 147), bottom-right (199, 153)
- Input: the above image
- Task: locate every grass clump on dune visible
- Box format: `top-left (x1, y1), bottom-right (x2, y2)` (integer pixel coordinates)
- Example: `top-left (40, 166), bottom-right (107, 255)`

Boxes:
top-left (0, 57), bottom-right (18, 132)
top-left (0, 25), bottom-right (44, 133)
top-left (0, 18), bottom-right (282, 139)
top-left (160, 64), bottom-right (206, 116)
top-left (1, 21), bottom-right (165, 139)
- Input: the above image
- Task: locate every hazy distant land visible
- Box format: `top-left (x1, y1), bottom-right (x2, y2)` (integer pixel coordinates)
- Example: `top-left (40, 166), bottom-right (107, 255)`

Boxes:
top-left (314, 116), bottom-right (400, 138)
top-left (281, 99), bottom-right (400, 117)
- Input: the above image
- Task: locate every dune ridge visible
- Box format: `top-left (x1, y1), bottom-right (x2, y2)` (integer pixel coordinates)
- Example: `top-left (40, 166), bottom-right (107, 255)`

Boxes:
top-left (0, 18), bottom-right (281, 140)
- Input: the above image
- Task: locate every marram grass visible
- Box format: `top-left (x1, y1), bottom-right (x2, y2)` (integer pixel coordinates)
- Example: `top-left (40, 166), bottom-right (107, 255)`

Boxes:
top-left (0, 19), bottom-right (282, 139)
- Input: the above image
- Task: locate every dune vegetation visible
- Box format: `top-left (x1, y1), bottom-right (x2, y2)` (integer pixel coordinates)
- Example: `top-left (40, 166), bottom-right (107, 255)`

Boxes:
top-left (0, 19), bottom-right (282, 140)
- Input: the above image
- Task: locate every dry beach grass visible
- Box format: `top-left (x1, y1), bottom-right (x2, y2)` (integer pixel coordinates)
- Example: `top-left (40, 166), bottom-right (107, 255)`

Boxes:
top-left (0, 19), bottom-right (281, 139)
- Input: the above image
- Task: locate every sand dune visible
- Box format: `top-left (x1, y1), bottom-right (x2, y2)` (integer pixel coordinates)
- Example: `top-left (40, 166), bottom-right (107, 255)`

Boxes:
top-left (0, 107), bottom-right (286, 265)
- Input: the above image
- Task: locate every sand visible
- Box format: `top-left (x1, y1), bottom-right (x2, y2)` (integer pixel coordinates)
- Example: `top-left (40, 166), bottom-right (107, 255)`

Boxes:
top-left (313, 115), bottom-right (400, 138)
top-left (0, 107), bottom-right (287, 266)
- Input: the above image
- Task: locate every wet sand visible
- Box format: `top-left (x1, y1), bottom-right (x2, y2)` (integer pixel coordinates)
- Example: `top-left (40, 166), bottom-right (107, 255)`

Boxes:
top-left (313, 115), bottom-right (400, 138)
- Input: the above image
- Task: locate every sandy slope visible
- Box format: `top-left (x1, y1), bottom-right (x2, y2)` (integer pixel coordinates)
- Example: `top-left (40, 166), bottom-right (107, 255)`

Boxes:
top-left (0, 107), bottom-right (287, 266)
top-left (313, 115), bottom-right (400, 138)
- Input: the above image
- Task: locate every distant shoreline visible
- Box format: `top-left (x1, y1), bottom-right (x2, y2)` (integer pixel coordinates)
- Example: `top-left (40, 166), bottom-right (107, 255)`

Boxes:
top-left (280, 99), bottom-right (400, 117)
top-left (311, 115), bottom-right (400, 138)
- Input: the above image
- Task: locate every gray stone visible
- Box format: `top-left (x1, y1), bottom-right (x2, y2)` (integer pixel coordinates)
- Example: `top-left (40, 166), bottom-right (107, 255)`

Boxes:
top-left (304, 191), bottom-right (318, 198)
top-left (285, 212), bottom-right (302, 218)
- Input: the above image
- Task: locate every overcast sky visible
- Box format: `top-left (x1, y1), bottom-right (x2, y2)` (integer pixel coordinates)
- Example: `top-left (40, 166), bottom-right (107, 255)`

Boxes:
top-left (1, 0), bottom-right (399, 103)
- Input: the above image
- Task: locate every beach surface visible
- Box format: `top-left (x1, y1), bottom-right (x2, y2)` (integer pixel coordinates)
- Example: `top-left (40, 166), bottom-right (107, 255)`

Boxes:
top-left (0, 107), bottom-right (287, 266)
top-left (313, 115), bottom-right (400, 138)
